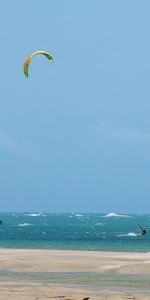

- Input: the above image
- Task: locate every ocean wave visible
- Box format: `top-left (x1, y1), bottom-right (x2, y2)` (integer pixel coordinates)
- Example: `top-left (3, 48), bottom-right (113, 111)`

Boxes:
top-left (103, 212), bottom-right (129, 218)
top-left (117, 232), bottom-right (137, 237)
top-left (75, 214), bottom-right (84, 217)
top-left (18, 223), bottom-right (33, 227)
top-left (127, 232), bottom-right (137, 237)
top-left (25, 213), bottom-right (46, 217)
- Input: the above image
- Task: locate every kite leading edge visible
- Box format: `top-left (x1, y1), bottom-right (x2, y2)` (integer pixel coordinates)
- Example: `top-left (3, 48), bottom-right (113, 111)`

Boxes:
top-left (23, 50), bottom-right (54, 78)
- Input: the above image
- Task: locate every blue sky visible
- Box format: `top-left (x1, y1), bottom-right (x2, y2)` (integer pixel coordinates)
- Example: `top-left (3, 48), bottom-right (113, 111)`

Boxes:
top-left (0, 1), bottom-right (150, 213)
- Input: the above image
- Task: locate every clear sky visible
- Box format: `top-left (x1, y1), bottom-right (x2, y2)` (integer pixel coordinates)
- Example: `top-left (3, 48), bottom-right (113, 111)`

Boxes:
top-left (0, 1), bottom-right (150, 213)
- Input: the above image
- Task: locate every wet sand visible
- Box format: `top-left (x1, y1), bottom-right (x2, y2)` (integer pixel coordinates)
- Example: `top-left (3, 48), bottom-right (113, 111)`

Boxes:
top-left (0, 249), bottom-right (150, 299)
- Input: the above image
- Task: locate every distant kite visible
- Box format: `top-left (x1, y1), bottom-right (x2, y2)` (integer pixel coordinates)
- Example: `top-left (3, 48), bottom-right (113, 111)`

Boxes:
top-left (23, 50), bottom-right (54, 77)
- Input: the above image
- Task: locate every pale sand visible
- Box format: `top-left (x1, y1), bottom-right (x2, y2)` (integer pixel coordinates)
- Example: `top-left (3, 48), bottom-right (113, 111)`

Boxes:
top-left (0, 249), bottom-right (150, 299)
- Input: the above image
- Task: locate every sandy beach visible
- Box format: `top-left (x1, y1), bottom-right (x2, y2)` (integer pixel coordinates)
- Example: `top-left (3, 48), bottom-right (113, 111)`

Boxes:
top-left (0, 249), bottom-right (150, 299)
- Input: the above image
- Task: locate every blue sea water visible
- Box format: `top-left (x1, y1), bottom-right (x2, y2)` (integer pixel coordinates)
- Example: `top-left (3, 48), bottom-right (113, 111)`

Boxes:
top-left (0, 212), bottom-right (150, 252)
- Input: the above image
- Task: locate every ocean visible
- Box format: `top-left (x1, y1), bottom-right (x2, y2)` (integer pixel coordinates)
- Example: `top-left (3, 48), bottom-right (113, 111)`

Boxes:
top-left (0, 212), bottom-right (149, 252)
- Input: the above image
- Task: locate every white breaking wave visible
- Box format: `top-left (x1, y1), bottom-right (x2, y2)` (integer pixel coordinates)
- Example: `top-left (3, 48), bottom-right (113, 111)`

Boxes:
top-left (103, 212), bottom-right (129, 218)
top-left (127, 232), bottom-right (137, 237)
top-left (18, 223), bottom-right (33, 227)
top-left (25, 213), bottom-right (42, 217)
top-left (75, 214), bottom-right (84, 217)
top-left (117, 232), bottom-right (137, 237)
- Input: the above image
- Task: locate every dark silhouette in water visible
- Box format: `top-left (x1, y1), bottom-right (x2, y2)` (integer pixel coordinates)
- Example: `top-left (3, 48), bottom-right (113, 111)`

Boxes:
top-left (138, 224), bottom-right (146, 236)
top-left (0, 220), bottom-right (2, 225)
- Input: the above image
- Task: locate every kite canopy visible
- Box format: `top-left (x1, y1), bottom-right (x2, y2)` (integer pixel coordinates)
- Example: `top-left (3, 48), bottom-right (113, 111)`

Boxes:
top-left (23, 50), bottom-right (54, 77)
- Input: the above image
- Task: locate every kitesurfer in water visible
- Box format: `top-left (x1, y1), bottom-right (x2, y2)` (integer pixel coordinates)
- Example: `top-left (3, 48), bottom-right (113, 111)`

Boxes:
top-left (138, 224), bottom-right (146, 236)
top-left (141, 227), bottom-right (146, 236)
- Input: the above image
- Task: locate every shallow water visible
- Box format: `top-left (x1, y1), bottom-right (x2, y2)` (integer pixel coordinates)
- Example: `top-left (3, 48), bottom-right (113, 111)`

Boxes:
top-left (0, 271), bottom-right (150, 295)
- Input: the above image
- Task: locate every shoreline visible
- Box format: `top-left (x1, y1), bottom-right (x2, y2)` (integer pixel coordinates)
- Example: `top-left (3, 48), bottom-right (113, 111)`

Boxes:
top-left (0, 249), bottom-right (150, 299)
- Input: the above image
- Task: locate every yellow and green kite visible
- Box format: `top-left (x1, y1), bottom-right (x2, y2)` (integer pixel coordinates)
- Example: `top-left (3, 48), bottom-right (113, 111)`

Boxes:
top-left (24, 50), bottom-right (54, 77)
